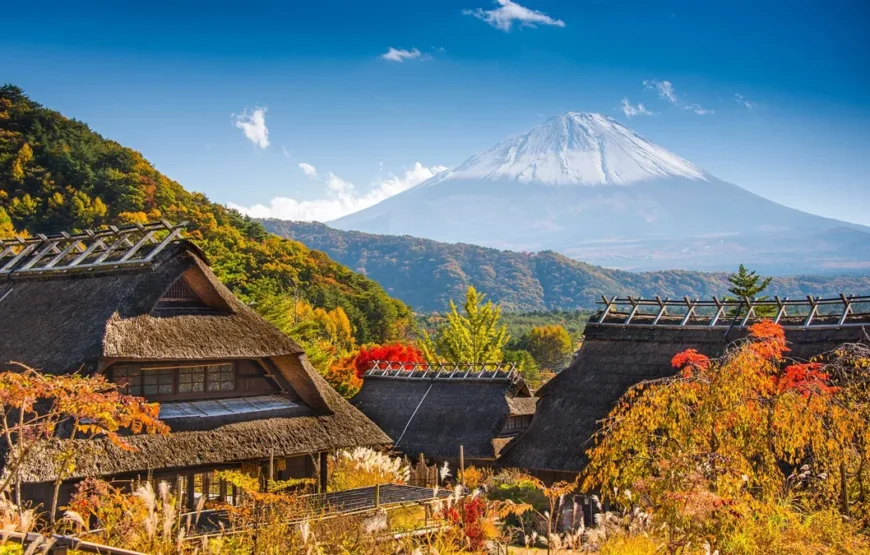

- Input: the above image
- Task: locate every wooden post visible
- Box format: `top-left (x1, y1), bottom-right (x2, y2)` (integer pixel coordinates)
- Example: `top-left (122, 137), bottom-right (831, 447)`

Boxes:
top-left (459, 445), bottom-right (465, 489)
top-left (374, 484), bottom-right (381, 508)
top-left (319, 452), bottom-right (328, 493)
top-left (269, 449), bottom-right (275, 482)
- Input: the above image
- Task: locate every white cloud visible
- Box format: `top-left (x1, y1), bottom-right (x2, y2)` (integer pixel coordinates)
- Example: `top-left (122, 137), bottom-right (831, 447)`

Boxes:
top-left (232, 107), bottom-right (270, 149)
top-left (621, 98), bottom-right (654, 118)
top-left (735, 93), bottom-right (757, 109)
top-left (381, 47), bottom-right (426, 62)
top-left (282, 146), bottom-right (291, 158)
top-left (463, 0), bottom-right (565, 31)
top-left (643, 80), bottom-right (713, 115)
top-left (298, 162), bottom-right (318, 179)
top-left (229, 162), bottom-right (449, 222)
top-left (685, 103), bottom-right (714, 115)
top-left (643, 79), bottom-right (678, 104)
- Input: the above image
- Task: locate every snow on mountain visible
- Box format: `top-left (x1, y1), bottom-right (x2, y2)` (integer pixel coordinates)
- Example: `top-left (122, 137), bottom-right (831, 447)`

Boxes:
top-left (329, 112), bottom-right (870, 273)
top-left (419, 112), bottom-right (706, 187)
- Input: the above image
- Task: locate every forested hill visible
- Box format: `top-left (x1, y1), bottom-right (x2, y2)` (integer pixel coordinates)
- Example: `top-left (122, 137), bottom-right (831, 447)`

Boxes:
top-left (262, 219), bottom-right (870, 312)
top-left (0, 85), bottom-right (411, 344)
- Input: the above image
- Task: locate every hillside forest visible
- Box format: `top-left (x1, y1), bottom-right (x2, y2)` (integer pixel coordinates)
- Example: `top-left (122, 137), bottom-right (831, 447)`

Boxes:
top-left (263, 220), bottom-right (870, 312)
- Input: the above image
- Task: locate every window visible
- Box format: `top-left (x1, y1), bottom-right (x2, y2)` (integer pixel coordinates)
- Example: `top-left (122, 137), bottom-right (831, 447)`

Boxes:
top-left (113, 367), bottom-right (142, 396)
top-left (144, 369), bottom-right (174, 396)
top-left (505, 415), bottom-right (532, 432)
top-left (208, 364), bottom-right (235, 392)
top-left (112, 363), bottom-right (236, 399)
top-left (178, 367), bottom-right (205, 394)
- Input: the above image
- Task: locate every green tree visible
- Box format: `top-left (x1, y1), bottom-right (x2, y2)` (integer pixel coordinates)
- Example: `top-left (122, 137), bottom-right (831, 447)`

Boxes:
top-left (727, 264), bottom-right (775, 317)
top-left (420, 286), bottom-right (509, 364)
top-left (525, 324), bottom-right (574, 370)
top-left (503, 349), bottom-right (541, 389)
top-left (727, 264), bottom-right (772, 300)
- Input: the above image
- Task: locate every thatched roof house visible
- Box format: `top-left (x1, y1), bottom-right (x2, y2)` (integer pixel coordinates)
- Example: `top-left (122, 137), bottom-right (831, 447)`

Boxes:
top-left (499, 296), bottom-right (870, 482)
top-left (351, 363), bottom-right (536, 465)
top-left (0, 222), bottom-right (390, 509)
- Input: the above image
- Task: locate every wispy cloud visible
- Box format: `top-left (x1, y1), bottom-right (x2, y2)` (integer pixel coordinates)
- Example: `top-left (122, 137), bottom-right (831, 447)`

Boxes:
top-left (281, 146), bottom-right (291, 158)
top-left (463, 0), bottom-right (565, 31)
top-left (381, 47), bottom-right (427, 62)
top-left (229, 162), bottom-right (448, 222)
top-left (298, 162), bottom-right (318, 179)
top-left (621, 98), bottom-right (654, 118)
top-left (734, 93), bottom-right (757, 109)
top-left (685, 103), bottom-right (714, 115)
top-left (644, 79), bottom-right (678, 104)
top-left (643, 79), bottom-right (714, 115)
top-left (232, 107), bottom-right (270, 148)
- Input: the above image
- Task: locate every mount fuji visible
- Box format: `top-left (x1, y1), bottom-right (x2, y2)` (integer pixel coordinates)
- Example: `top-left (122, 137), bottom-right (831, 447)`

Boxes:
top-left (330, 113), bottom-right (870, 273)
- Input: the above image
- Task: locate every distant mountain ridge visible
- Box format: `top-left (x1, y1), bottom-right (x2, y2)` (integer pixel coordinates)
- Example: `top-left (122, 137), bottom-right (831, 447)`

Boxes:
top-left (261, 220), bottom-right (870, 312)
top-left (330, 112), bottom-right (870, 274)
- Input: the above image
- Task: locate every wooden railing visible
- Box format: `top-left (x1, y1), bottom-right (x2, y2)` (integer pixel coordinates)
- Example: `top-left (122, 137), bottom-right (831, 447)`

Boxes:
top-left (593, 295), bottom-right (870, 329)
top-left (0, 220), bottom-right (188, 276)
top-left (364, 361), bottom-right (520, 381)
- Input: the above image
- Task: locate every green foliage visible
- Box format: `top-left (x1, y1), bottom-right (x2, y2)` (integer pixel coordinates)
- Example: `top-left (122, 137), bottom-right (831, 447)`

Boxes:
top-left (521, 324), bottom-right (574, 371)
top-left (503, 349), bottom-right (541, 389)
top-left (419, 286), bottom-right (509, 363)
top-left (263, 220), bottom-right (870, 312)
top-left (728, 263), bottom-right (773, 299)
top-left (0, 85), bottom-right (412, 347)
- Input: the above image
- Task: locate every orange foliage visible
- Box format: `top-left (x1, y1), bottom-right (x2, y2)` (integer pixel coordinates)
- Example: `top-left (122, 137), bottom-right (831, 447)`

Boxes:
top-left (352, 342), bottom-right (426, 379)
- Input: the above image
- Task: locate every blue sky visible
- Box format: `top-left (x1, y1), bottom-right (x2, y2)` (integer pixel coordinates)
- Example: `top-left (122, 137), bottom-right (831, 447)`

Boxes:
top-left (3, 0), bottom-right (869, 224)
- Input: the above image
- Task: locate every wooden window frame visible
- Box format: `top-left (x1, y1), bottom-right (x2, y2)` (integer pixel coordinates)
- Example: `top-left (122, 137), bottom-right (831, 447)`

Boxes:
top-left (109, 362), bottom-right (240, 401)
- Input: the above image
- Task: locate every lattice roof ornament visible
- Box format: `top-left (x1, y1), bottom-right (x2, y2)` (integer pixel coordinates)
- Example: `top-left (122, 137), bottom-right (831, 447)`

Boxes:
top-left (0, 220), bottom-right (188, 277)
top-left (364, 361), bottom-right (521, 382)
top-left (595, 294), bottom-right (870, 330)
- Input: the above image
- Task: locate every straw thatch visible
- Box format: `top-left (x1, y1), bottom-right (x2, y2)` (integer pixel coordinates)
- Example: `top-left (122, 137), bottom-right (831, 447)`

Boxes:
top-left (0, 241), bottom-right (304, 375)
top-left (0, 239), bottom-right (391, 483)
top-left (498, 322), bottom-right (869, 473)
top-left (351, 375), bottom-right (534, 462)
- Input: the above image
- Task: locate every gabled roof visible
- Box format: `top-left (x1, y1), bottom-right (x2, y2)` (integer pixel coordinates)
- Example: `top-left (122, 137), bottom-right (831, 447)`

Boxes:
top-left (498, 316), bottom-right (870, 473)
top-left (351, 368), bottom-right (534, 461)
top-left (0, 239), bottom-right (303, 375)
top-left (0, 225), bottom-right (392, 481)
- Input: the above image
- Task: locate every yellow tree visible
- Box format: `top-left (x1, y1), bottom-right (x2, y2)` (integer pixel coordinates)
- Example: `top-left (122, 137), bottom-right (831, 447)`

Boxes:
top-left (420, 286), bottom-right (509, 364)
top-left (582, 322), bottom-right (870, 550)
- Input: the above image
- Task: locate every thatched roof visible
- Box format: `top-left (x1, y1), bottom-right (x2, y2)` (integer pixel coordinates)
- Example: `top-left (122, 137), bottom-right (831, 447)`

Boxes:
top-left (0, 235), bottom-right (391, 482)
top-left (15, 357), bottom-right (390, 483)
top-left (351, 373), bottom-right (534, 461)
top-left (0, 241), bottom-right (303, 375)
top-left (498, 321), bottom-right (870, 473)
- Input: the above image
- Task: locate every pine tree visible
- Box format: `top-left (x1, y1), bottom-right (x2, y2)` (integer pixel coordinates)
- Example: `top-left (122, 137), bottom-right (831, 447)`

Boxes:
top-left (727, 264), bottom-right (775, 317)
top-left (727, 264), bottom-right (773, 300)
top-left (420, 286), bottom-right (509, 364)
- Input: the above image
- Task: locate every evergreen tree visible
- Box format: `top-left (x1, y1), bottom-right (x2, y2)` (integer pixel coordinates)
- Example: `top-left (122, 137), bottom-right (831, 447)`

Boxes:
top-left (727, 264), bottom-right (773, 300)
top-left (503, 349), bottom-right (541, 389)
top-left (420, 286), bottom-right (509, 364)
top-left (727, 264), bottom-right (774, 317)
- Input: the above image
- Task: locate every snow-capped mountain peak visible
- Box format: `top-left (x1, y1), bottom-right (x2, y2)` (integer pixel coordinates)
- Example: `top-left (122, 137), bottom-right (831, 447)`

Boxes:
top-left (422, 111), bottom-right (707, 187)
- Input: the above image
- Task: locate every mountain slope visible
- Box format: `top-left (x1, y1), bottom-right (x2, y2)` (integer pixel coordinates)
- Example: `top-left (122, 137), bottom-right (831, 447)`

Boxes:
top-left (262, 220), bottom-right (870, 312)
top-left (331, 112), bottom-right (870, 273)
top-left (0, 85), bottom-right (412, 344)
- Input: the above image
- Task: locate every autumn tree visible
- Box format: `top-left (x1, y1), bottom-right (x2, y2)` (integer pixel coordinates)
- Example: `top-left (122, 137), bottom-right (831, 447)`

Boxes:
top-left (0, 364), bottom-right (168, 524)
top-left (582, 322), bottom-right (870, 550)
top-left (419, 286), bottom-right (509, 364)
top-left (524, 325), bottom-right (574, 370)
top-left (352, 343), bottom-right (426, 379)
